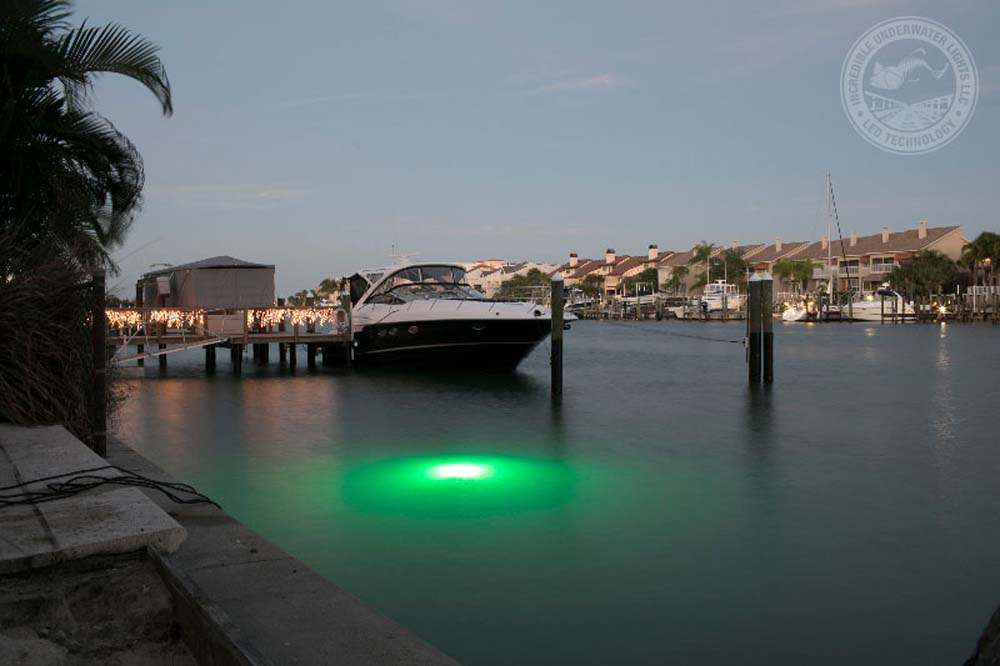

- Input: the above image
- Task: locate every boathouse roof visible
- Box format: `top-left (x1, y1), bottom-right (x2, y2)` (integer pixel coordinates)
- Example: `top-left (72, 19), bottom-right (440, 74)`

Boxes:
top-left (142, 255), bottom-right (274, 277)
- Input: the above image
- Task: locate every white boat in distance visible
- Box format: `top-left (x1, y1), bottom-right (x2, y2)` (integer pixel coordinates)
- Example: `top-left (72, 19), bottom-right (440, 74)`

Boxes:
top-left (844, 287), bottom-right (915, 322)
top-left (700, 280), bottom-right (744, 312)
top-left (347, 263), bottom-right (565, 369)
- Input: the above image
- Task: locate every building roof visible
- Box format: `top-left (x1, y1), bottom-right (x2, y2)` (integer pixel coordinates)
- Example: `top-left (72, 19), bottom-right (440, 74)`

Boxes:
top-left (570, 259), bottom-right (605, 278)
top-left (747, 242), bottom-right (810, 264)
top-left (839, 225), bottom-right (961, 257)
top-left (142, 255), bottom-right (274, 277)
top-left (609, 255), bottom-right (645, 277)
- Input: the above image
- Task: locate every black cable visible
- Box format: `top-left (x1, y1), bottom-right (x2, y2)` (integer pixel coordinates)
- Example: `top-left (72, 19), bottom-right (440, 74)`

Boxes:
top-left (601, 320), bottom-right (744, 344)
top-left (0, 464), bottom-right (219, 509)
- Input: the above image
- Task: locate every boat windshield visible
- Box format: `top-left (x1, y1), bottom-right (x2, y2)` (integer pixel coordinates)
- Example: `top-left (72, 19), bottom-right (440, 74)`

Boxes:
top-left (366, 265), bottom-right (485, 304)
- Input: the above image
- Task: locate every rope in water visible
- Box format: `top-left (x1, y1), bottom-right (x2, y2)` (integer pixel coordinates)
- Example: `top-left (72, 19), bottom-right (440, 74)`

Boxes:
top-left (0, 464), bottom-right (219, 509)
top-left (599, 319), bottom-right (745, 344)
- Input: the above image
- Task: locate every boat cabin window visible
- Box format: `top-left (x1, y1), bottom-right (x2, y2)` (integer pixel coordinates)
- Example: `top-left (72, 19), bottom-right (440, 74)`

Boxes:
top-left (367, 265), bottom-right (485, 304)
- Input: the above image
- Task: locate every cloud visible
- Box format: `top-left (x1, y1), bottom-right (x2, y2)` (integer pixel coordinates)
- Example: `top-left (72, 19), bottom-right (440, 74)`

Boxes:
top-left (519, 74), bottom-right (622, 96)
top-left (151, 184), bottom-right (305, 210)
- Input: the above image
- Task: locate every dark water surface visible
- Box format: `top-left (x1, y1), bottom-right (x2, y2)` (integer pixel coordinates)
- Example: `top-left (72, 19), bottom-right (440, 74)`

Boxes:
top-left (115, 321), bottom-right (1000, 665)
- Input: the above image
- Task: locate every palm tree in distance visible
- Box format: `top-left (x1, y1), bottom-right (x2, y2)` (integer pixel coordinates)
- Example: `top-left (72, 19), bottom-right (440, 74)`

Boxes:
top-left (0, 0), bottom-right (172, 269)
top-left (772, 258), bottom-right (795, 295)
top-left (688, 242), bottom-right (714, 291)
top-left (961, 232), bottom-right (1000, 290)
top-left (667, 265), bottom-right (689, 295)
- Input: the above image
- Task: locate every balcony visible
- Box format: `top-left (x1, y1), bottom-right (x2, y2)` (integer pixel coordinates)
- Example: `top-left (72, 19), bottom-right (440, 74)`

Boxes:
top-left (838, 265), bottom-right (859, 276)
top-left (869, 262), bottom-right (895, 274)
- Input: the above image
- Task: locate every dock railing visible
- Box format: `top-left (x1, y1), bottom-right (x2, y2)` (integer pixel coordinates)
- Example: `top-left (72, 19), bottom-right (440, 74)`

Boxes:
top-left (105, 305), bottom-right (352, 354)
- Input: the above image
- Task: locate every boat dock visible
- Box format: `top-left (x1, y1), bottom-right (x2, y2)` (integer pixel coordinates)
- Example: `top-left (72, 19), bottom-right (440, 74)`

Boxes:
top-left (106, 301), bottom-right (353, 375)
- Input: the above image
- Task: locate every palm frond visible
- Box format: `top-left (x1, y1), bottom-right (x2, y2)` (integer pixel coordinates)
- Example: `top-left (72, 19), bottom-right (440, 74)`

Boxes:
top-left (57, 21), bottom-right (172, 115)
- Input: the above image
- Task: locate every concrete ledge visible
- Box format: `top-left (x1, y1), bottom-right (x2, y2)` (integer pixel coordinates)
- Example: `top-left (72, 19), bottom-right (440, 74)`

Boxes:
top-left (0, 425), bottom-right (185, 575)
top-left (107, 438), bottom-right (458, 666)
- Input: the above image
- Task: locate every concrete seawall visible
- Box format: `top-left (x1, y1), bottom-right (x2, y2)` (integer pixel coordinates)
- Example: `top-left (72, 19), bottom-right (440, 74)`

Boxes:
top-left (106, 438), bottom-right (458, 666)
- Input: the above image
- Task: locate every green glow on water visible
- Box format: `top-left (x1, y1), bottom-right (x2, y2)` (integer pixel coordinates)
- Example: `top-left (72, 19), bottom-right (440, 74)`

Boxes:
top-left (427, 462), bottom-right (493, 480)
top-left (340, 453), bottom-right (575, 518)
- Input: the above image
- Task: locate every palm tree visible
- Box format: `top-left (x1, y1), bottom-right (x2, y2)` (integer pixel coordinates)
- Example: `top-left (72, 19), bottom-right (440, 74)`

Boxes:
top-left (666, 265), bottom-right (689, 295)
top-left (688, 241), bottom-right (714, 291)
top-left (1, 0), bottom-right (172, 269)
top-left (772, 258), bottom-right (795, 294)
top-left (961, 232), bottom-right (1000, 289)
top-left (791, 258), bottom-right (816, 294)
top-left (889, 250), bottom-right (959, 298)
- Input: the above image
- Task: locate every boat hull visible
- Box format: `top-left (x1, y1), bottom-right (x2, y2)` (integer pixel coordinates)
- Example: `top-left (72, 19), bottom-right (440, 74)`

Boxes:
top-left (353, 318), bottom-right (552, 370)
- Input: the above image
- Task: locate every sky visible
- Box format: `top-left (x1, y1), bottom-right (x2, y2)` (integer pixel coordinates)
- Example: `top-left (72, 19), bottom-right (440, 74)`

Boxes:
top-left (72, 0), bottom-right (1000, 297)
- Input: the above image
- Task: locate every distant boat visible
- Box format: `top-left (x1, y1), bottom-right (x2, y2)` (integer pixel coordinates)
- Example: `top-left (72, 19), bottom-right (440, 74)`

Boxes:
top-left (700, 280), bottom-right (744, 312)
top-left (347, 262), bottom-right (564, 369)
top-left (845, 286), bottom-right (915, 322)
top-left (781, 304), bottom-right (813, 322)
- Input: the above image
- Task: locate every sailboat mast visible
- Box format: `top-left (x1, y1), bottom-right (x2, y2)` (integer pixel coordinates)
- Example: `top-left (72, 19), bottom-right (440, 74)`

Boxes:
top-left (826, 174), bottom-right (832, 296)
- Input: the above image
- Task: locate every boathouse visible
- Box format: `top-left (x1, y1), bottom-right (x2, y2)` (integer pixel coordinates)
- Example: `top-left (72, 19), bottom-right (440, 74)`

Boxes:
top-left (137, 255), bottom-right (275, 308)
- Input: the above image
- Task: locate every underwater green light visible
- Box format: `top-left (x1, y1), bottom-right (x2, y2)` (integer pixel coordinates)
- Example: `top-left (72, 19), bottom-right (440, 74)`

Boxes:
top-left (428, 462), bottom-right (493, 480)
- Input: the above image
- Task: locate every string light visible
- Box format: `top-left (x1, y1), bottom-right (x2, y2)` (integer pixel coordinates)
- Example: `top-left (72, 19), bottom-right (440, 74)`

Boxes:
top-left (105, 307), bottom-right (349, 332)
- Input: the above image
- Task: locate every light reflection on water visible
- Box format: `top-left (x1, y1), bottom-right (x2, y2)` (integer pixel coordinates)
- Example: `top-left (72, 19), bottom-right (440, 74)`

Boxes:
top-left (115, 322), bottom-right (1000, 666)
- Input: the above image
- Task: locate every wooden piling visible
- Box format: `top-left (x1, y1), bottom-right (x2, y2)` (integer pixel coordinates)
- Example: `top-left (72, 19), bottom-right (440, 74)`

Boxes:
top-left (135, 282), bottom-right (144, 366)
top-left (205, 345), bottom-right (216, 374)
top-left (340, 289), bottom-right (353, 369)
top-left (761, 272), bottom-right (773, 384)
top-left (307, 343), bottom-right (316, 369)
top-left (231, 344), bottom-right (243, 376)
top-left (158, 344), bottom-right (167, 370)
top-left (748, 274), bottom-right (762, 384)
top-left (551, 273), bottom-right (564, 397)
top-left (90, 270), bottom-right (107, 457)
top-left (289, 343), bottom-right (297, 367)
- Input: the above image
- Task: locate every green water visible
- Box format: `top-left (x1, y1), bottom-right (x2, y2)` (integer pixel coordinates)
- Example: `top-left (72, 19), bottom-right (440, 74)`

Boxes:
top-left (115, 321), bottom-right (1000, 664)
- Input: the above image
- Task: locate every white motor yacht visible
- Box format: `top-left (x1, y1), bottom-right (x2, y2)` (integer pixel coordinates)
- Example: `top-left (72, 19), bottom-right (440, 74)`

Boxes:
top-left (347, 263), bottom-right (565, 369)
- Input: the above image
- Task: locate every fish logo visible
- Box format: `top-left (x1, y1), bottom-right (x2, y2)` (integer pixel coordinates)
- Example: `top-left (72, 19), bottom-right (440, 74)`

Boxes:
top-left (841, 17), bottom-right (978, 155)
top-left (869, 49), bottom-right (948, 91)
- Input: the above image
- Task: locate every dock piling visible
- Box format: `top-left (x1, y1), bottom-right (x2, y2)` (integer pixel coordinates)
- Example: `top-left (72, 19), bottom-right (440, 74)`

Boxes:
top-left (761, 272), bottom-right (773, 384)
top-left (205, 345), bottom-right (216, 374)
top-left (231, 344), bottom-right (243, 376)
top-left (748, 274), bottom-right (762, 384)
top-left (551, 273), bottom-right (564, 397)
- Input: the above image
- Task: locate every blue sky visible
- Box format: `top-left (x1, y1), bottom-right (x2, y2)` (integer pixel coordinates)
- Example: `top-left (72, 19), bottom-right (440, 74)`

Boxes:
top-left (73, 0), bottom-right (999, 296)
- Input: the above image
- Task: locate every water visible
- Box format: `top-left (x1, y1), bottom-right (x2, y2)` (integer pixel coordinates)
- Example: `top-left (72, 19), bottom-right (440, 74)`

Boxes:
top-left (114, 321), bottom-right (1000, 665)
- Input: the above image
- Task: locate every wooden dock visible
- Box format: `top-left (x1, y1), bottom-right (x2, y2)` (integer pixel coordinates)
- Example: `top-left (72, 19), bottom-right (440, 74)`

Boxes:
top-left (105, 302), bottom-right (353, 375)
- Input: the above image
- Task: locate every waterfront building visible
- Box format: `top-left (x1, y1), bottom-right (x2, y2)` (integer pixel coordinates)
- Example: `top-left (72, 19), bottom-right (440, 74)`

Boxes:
top-left (137, 255), bottom-right (275, 308)
top-left (792, 221), bottom-right (966, 294)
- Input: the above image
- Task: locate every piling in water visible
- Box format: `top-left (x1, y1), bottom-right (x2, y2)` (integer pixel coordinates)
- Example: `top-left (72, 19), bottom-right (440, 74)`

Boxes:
top-left (748, 274), bottom-right (762, 384)
top-left (761, 272), bottom-right (773, 384)
top-left (551, 273), bottom-right (564, 397)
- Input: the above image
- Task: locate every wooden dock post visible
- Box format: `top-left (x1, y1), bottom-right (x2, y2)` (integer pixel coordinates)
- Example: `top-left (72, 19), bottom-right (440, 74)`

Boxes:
top-left (277, 298), bottom-right (287, 364)
top-left (135, 283), bottom-right (144, 366)
top-left (748, 274), bottom-right (762, 384)
top-left (307, 343), bottom-right (316, 369)
top-left (158, 343), bottom-right (167, 370)
top-left (551, 273), bottom-right (564, 397)
top-left (205, 345), bottom-right (216, 373)
top-left (289, 343), bottom-right (297, 368)
top-left (231, 344), bottom-right (243, 376)
top-left (761, 272), bottom-right (773, 384)
top-left (340, 288), bottom-right (353, 369)
top-left (90, 270), bottom-right (107, 457)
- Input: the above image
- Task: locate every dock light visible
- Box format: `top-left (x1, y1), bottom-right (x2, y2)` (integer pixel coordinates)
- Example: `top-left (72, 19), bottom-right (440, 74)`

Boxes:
top-left (428, 462), bottom-right (493, 480)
